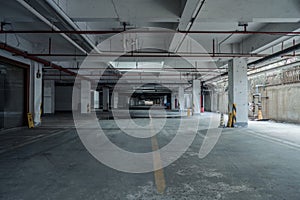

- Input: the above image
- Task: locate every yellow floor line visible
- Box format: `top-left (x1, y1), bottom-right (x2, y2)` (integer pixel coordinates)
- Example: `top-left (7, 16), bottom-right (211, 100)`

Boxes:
top-left (150, 117), bottom-right (166, 194)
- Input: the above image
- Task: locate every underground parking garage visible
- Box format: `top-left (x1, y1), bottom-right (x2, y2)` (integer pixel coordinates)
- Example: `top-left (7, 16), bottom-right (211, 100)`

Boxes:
top-left (1, 0), bottom-right (300, 199)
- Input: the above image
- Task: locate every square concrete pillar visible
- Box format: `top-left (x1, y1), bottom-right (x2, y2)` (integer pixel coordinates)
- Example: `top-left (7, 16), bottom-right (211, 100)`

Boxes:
top-left (103, 87), bottom-right (110, 111)
top-left (228, 58), bottom-right (248, 127)
top-left (81, 80), bottom-right (91, 113)
top-left (113, 92), bottom-right (118, 109)
top-left (178, 86), bottom-right (185, 111)
top-left (43, 80), bottom-right (55, 114)
top-left (171, 93), bottom-right (177, 110)
top-left (32, 62), bottom-right (43, 125)
top-left (93, 91), bottom-right (99, 109)
top-left (193, 80), bottom-right (201, 115)
top-left (184, 93), bottom-right (192, 109)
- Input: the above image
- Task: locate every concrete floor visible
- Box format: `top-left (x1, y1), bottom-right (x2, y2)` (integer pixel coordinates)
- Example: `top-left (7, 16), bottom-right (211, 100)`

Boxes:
top-left (1, 112), bottom-right (300, 200)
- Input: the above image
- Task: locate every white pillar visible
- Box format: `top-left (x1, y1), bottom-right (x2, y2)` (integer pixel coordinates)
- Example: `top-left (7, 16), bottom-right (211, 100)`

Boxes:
top-left (185, 93), bottom-right (192, 109)
top-left (32, 62), bottom-right (42, 125)
top-left (81, 80), bottom-right (91, 113)
top-left (171, 93), bottom-right (177, 110)
top-left (193, 80), bottom-right (201, 115)
top-left (94, 91), bottom-right (99, 109)
top-left (228, 58), bottom-right (248, 127)
top-left (43, 80), bottom-right (55, 114)
top-left (113, 92), bottom-right (118, 109)
top-left (125, 95), bottom-right (130, 108)
top-left (118, 94), bottom-right (126, 108)
top-left (164, 95), bottom-right (167, 105)
top-left (178, 86), bottom-right (184, 111)
top-left (103, 87), bottom-right (109, 111)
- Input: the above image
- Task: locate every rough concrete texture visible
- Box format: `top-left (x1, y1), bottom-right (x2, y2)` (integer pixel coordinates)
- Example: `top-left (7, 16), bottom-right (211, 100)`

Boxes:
top-left (261, 83), bottom-right (300, 123)
top-left (1, 112), bottom-right (300, 199)
top-left (206, 82), bottom-right (300, 124)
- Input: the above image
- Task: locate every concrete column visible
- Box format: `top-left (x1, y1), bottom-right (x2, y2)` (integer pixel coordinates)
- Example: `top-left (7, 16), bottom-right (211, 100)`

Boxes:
top-left (126, 95), bottom-right (130, 108)
top-left (228, 58), bottom-right (248, 127)
top-left (113, 92), bottom-right (118, 109)
top-left (118, 94), bottom-right (125, 108)
top-left (94, 91), bottom-right (99, 109)
top-left (184, 93), bottom-right (192, 109)
top-left (178, 86), bottom-right (184, 111)
top-left (81, 80), bottom-right (91, 113)
top-left (32, 62), bottom-right (43, 125)
top-left (171, 93), bottom-right (177, 110)
top-left (103, 87), bottom-right (109, 111)
top-left (193, 80), bottom-right (201, 115)
top-left (43, 80), bottom-right (55, 114)
top-left (200, 81), bottom-right (205, 113)
top-left (0, 72), bottom-right (4, 129)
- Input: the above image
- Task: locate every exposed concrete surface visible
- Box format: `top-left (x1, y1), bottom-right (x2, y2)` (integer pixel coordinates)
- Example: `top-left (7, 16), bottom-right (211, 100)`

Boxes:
top-left (1, 112), bottom-right (300, 199)
top-left (207, 82), bottom-right (300, 124)
top-left (262, 83), bottom-right (300, 123)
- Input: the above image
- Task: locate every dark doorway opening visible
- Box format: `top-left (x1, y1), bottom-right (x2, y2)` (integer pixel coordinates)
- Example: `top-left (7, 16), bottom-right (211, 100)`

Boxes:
top-left (0, 56), bottom-right (29, 129)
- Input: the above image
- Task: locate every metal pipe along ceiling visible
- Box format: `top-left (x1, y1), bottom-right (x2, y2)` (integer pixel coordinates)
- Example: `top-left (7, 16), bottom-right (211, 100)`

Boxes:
top-left (2, 30), bottom-right (300, 35)
top-left (15, 0), bottom-right (87, 54)
top-left (174, 0), bottom-right (206, 53)
top-left (248, 43), bottom-right (300, 66)
top-left (26, 52), bottom-right (269, 58)
top-left (0, 43), bottom-right (89, 81)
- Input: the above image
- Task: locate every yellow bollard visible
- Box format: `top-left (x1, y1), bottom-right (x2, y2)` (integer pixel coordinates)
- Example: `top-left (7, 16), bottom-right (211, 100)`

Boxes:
top-left (232, 104), bottom-right (237, 127)
top-left (187, 109), bottom-right (191, 117)
top-left (219, 113), bottom-right (225, 127)
top-left (227, 113), bottom-right (233, 128)
top-left (257, 109), bottom-right (263, 120)
top-left (27, 113), bottom-right (34, 128)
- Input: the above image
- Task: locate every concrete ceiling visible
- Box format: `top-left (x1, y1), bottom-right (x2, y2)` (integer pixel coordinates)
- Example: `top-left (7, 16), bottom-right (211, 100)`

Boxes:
top-left (0, 0), bottom-right (300, 85)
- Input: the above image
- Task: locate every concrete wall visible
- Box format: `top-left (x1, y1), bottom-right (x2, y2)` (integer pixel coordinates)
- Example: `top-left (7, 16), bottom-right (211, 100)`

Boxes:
top-left (207, 81), bottom-right (300, 124)
top-left (208, 92), bottom-right (228, 114)
top-left (262, 83), bottom-right (300, 123)
top-left (206, 84), bottom-right (228, 114)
